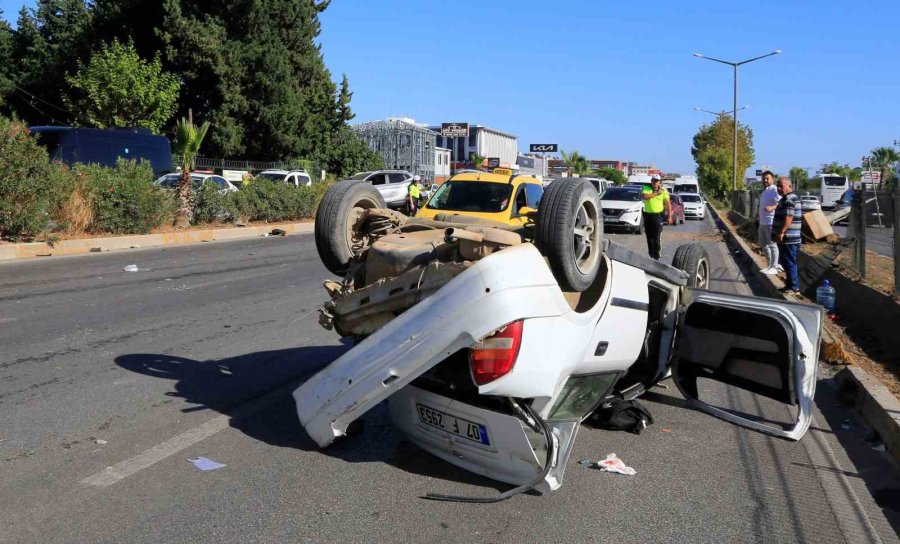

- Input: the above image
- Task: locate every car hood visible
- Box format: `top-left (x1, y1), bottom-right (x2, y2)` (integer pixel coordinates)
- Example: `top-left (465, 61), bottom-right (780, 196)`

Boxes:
top-left (294, 243), bottom-right (572, 448)
top-left (600, 199), bottom-right (642, 210)
top-left (682, 201), bottom-right (703, 207)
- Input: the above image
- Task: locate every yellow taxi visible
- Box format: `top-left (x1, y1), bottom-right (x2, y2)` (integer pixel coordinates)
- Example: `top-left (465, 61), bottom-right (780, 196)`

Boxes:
top-left (415, 169), bottom-right (545, 228)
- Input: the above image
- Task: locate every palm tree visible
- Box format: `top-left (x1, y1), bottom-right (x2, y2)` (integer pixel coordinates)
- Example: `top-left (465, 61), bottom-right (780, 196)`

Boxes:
top-left (560, 149), bottom-right (584, 177)
top-left (871, 146), bottom-right (899, 188)
top-left (469, 152), bottom-right (486, 171)
top-left (573, 155), bottom-right (592, 176)
top-left (173, 117), bottom-right (211, 227)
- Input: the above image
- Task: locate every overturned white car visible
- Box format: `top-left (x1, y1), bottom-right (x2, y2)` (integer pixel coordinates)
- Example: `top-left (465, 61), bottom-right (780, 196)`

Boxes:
top-left (294, 176), bottom-right (823, 501)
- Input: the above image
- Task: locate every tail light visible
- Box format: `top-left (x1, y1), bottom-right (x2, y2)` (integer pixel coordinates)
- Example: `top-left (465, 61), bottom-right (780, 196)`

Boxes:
top-left (469, 320), bottom-right (524, 386)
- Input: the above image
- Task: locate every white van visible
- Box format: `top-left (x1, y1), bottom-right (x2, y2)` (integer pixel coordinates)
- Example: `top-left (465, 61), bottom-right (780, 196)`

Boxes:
top-left (673, 177), bottom-right (699, 195)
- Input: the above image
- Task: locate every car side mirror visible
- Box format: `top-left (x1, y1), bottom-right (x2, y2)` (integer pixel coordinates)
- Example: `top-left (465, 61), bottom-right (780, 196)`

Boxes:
top-left (518, 206), bottom-right (538, 217)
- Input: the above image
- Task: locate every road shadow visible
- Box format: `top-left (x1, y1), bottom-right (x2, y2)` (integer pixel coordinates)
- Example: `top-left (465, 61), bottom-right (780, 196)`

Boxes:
top-left (115, 346), bottom-right (511, 494)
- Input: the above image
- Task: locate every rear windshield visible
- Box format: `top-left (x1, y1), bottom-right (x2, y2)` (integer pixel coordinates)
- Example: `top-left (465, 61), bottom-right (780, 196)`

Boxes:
top-left (350, 172), bottom-right (371, 180)
top-left (824, 176), bottom-right (846, 186)
top-left (680, 194), bottom-right (701, 202)
top-left (426, 181), bottom-right (513, 213)
top-left (674, 184), bottom-right (696, 193)
top-left (257, 173), bottom-right (285, 181)
top-left (600, 188), bottom-right (641, 201)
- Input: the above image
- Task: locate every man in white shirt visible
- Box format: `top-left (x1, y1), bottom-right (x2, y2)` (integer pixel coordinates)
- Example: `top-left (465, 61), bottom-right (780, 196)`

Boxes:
top-left (758, 171), bottom-right (781, 275)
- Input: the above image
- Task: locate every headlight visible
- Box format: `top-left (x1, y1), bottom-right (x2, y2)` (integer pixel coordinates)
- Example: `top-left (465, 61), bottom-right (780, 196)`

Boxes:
top-left (625, 206), bottom-right (642, 214)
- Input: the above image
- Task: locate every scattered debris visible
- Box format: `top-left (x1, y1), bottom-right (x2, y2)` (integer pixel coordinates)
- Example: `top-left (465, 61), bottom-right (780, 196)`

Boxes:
top-left (661, 428), bottom-right (672, 433)
top-left (123, 264), bottom-right (139, 272)
top-left (188, 457), bottom-right (226, 471)
top-left (235, 221), bottom-right (247, 227)
top-left (271, 228), bottom-right (287, 236)
top-left (90, 247), bottom-right (102, 253)
top-left (577, 459), bottom-right (594, 466)
top-left (596, 453), bottom-right (636, 476)
top-left (95, 439), bottom-right (108, 445)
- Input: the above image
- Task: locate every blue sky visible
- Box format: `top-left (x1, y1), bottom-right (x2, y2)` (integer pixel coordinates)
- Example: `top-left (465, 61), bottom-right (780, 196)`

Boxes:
top-left (4, 0), bottom-right (899, 175)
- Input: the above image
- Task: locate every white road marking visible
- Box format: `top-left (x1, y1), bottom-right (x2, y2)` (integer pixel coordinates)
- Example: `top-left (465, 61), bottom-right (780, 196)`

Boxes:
top-left (81, 416), bottom-right (230, 487)
top-left (81, 377), bottom-right (302, 487)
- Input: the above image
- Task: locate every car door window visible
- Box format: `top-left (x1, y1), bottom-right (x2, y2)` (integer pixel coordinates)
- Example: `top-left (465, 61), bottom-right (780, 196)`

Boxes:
top-left (388, 173), bottom-right (407, 184)
top-left (513, 186), bottom-right (528, 214)
top-left (368, 174), bottom-right (387, 185)
top-left (524, 184), bottom-right (544, 208)
top-left (671, 290), bottom-right (822, 440)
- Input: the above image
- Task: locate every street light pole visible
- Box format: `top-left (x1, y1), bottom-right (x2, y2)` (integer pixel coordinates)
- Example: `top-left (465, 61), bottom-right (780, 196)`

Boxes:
top-left (693, 50), bottom-right (781, 192)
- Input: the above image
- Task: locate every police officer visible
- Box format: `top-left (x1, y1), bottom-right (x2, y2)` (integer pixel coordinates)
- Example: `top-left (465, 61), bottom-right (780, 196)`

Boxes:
top-left (641, 175), bottom-right (673, 260)
top-left (407, 175), bottom-right (422, 216)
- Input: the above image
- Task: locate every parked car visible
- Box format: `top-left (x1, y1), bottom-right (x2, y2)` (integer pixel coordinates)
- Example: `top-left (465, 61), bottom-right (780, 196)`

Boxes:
top-left (349, 170), bottom-right (415, 208)
top-left (600, 186), bottom-right (644, 234)
top-left (154, 173), bottom-right (238, 193)
top-left (297, 178), bottom-right (823, 501)
top-left (680, 193), bottom-right (705, 220)
top-left (800, 195), bottom-right (821, 211)
top-left (30, 126), bottom-right (175, 177)
top-left (665, 193), bottom-right (686, 225)
top-left (416, 171), bottom-right (544, 228)
top-left (257, 169), bottom-right (312, 187)
top-left (583, 177), bottom-right (611, 194)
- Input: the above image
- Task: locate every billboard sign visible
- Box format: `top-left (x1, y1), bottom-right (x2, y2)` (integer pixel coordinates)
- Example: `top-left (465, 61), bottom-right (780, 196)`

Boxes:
top-left (529, 144), bottom-right (558, 153)
top-left (441, 123), bottom-right (469, 138)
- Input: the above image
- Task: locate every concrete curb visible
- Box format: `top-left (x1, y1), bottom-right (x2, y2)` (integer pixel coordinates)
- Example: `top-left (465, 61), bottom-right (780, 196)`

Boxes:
top-left (710, 202), bottom-right (900, 465)
top-left (0, 222), bottom-right (314, 262)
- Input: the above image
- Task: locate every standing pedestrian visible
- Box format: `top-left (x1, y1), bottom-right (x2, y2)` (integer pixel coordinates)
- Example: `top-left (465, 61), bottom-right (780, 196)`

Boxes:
top-left (641, 175), bottom-right (673, 260)
top-left (772, 176), bottom-right (802, 294)
top-left (758, 171), bottom-right (781, 275)
top-left (407, 175), bottom-right (422, 216)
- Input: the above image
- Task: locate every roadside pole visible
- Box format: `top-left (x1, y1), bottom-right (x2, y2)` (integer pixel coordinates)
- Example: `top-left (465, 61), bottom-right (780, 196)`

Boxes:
top-left (850, 185), bottom-right (867, 278)
top-left (894, 178), bottom-right (899, 295)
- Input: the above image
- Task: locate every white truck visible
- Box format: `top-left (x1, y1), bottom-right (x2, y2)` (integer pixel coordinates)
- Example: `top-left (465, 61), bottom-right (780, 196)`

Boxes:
top-left (296, 177), bottom-right (822, 501)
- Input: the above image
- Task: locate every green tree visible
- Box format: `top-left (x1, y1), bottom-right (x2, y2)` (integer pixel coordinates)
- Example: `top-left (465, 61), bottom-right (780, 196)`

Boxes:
top-left (573, 155), bottom-right (592, 176)
top-left (8, 1), bottom-right (92, 123)
top-left (470, 152), bottom-right (486, 170)
top-left (64, 40), bottom-right (180, 133)
top-left (173, 117), bottom-right (210, 226)
top-left (691, 114), bottom-right (755, 196)
top-left (316, 127), bottom-right (383, 178)
top-left (820, 162), bottom-right (861, 181)
top-left (595, 166), bottom-right (627, 185)
top-left (560, 149), bottom-right (584, 177)
top-left (871, 146), bottom-right (899, 188)
top-left (788, 166), bottom-right (809, 191)
top-left (0, 11), bottom-right (14, 106)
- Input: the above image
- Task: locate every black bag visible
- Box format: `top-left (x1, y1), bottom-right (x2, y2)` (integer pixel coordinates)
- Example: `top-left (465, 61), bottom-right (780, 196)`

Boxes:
top-left (588, 398), bottom-right (654, 434)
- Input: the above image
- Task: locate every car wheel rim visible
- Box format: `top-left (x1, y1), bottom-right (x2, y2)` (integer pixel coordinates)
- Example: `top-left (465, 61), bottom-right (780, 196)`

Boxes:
top-left (696, 258), bottom-right (709, 289)
top-left (346, 198), bottom-right (379, 253)
top-left (573, 199), bottom-right (601, 275)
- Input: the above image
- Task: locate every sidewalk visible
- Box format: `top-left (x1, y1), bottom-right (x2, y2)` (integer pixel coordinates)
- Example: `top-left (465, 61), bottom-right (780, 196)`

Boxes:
top-left (0, 222), bottom-right (314, 262)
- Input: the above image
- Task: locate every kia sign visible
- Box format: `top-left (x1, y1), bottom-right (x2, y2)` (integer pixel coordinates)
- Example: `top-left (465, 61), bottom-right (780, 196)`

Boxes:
top-left (441, 123), bottom-right (469, 138)
top-left (755, 169), bottom-right (763, 176)
top-left (529, 144), bottom-right (558, 153)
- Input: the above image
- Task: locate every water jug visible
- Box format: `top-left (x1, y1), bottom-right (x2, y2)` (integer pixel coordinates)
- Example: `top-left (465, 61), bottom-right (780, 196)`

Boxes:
top-left (816, 280), bottom-right (836, 314)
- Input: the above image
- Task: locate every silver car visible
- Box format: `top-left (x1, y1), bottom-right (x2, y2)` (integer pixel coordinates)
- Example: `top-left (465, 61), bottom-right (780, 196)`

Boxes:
top-left (349, 170), bottom-right (414, 207)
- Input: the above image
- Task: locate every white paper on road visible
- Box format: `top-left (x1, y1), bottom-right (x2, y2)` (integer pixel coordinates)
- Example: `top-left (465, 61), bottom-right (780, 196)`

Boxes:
top-left (188, 457), bottom-right (226, 471)
top-left (596, 453), bottom-right (636, 476)
top-left (123, 264), bottom-right (139, 272)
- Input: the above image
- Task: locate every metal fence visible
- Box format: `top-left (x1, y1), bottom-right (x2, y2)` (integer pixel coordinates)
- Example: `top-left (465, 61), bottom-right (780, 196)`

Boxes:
top-left (174, 155), bottom-right (318, 175)
top-left (351, 119), bottom-right (436, 182)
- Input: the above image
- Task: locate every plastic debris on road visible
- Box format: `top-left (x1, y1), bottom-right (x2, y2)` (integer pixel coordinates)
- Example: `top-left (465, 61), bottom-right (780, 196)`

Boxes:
top-left (596, 453), bottom-right (636, 476)
top-left (188, 457), bottom-right (226, 471)
top-left (95, 439), bottom-right (107, 445)
top-left (123, 264), bottom-right (139, 272)
top-left (270, 228), bottom-right (286, 236)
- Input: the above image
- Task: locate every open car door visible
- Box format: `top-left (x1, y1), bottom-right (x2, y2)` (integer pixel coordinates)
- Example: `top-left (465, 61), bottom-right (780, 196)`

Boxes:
top-left (671, 290), bottom-right (823, 440)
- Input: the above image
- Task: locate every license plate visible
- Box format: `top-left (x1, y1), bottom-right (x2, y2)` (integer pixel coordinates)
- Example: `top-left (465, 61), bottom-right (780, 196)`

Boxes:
top-left (416, 403), bottom-right (490, 445)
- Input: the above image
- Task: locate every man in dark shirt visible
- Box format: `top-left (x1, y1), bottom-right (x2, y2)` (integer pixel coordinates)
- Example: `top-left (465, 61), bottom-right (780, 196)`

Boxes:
top-left (772, 176), bottom-right (802, 294)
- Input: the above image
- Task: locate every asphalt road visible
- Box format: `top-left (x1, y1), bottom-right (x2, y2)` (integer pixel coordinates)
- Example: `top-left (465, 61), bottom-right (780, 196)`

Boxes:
top-left (1, 215), bottom-right (898, 544)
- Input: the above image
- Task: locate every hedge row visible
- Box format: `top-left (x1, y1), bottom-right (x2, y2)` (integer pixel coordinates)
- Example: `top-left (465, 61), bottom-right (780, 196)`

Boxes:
top-left (0, 117), bottom-right (328, 241)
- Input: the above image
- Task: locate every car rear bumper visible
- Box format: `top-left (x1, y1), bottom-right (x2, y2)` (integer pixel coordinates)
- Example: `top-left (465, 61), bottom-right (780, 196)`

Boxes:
top-left (389, 385), bottom-right (547, 487)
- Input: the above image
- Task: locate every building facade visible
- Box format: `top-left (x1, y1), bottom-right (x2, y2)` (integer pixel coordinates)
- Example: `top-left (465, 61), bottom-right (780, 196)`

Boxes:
top-left (429, 124), bottom-right (518, 170)
top-left (352, 118), bottom-right (437, 181)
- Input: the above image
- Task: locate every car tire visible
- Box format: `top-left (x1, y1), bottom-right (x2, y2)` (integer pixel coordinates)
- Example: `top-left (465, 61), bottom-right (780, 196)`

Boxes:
top-left (672, 243), bottom-right (710, 289)
top-left (315, 180), bottom-right (387, 275)
top-left (679, 216), bottom-right (684, 225)
top-left (635, 218), bottom-right (644, 235)
top-left (535, 178), bottom-right (603, 292)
